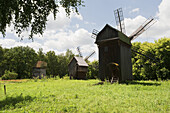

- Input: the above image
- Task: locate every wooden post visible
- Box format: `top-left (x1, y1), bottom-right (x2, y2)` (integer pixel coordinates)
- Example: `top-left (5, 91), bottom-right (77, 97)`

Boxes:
top-left (4, 85), bottom-right (6, 95)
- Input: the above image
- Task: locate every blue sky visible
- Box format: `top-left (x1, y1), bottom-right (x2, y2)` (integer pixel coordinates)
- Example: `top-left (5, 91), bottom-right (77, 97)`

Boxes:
top-left (0, 0), bottom-right (169, 61)
top-left (75, 0), bottom-right (162, 31)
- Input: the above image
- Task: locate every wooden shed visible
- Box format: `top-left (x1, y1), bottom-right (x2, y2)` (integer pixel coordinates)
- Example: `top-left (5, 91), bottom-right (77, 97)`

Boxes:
top-left (68, 56), bottom-right (88, 79)
top-left (95, 24), bottom-right (133, 82)
top-left (33, 61), bottom-right (47, 79)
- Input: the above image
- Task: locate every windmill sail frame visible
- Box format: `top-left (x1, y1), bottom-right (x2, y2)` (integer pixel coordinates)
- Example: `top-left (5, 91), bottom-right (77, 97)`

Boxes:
top-left (91, 29), bottom-right (99, 39)
top-left (84, 51), bottom-right (95, 61)
top-left (114, 8), bottom-right (126, 34)
top-left (77, 47), bottom-right (83, 57)
top-left (129, 17), bottom-right (156, 40)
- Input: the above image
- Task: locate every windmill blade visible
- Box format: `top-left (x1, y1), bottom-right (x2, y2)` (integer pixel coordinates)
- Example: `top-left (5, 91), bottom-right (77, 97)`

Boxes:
top-left (77, 47), bottom-right (83, 57)
top-left (129, 17), bottom-right (156, 40)
top-left (91, 29), bottom-right (99, 39)
top-left (84, 51), bottom-right (95, 61)
top-left (114, 8), bottom-right (126, 34)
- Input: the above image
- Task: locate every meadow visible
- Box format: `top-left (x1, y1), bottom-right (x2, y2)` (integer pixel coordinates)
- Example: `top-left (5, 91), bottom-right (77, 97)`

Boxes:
top-left (0, 78), bottom-right (169, 113)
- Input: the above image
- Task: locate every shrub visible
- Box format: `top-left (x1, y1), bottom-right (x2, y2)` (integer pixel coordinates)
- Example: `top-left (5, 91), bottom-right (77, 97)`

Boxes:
top-left (63, 74), bottom-right (69, 80)
top-left (2, 70), bottom-right (18, 80)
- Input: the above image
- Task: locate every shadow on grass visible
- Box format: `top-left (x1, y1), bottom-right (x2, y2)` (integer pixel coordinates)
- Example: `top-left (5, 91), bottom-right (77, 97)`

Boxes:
top-left (120, 81), bottom-right (161, 86)
top-left (0, 95), bottom-right (36, 110)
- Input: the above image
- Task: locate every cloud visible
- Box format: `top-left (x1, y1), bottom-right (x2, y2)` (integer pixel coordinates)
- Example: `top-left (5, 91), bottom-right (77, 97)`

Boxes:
top-left (44, 28), bottom-right (93, 52)
top-left (125, 0), bottom-right (170, 42)
top-left (125, 15), bottom-right (146, 36)
top-left (129, 8), bottom-right (140, 14)
top-left (46, 7), bottom-right (83, 31)
top-left (0, 39), bottom-right (16, 47)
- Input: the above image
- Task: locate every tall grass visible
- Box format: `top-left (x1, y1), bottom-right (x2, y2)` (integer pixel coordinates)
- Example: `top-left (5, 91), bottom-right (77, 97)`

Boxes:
top-left (0, 79), bottom-right (169, 112)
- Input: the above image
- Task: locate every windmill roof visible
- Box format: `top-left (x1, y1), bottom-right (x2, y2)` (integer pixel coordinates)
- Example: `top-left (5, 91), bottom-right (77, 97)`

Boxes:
top-left (74, 56), bottom-right (88, 67)
top-left (36, 61), bottom-right (47, 68)
top-left (95, 24), bottom-right (131, 45)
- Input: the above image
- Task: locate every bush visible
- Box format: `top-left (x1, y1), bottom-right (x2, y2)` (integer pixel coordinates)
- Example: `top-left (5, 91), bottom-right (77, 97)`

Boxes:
top-left (87, 60), bottom-right (99, 79)
top-left (2, 70), bottom-right (18, 80)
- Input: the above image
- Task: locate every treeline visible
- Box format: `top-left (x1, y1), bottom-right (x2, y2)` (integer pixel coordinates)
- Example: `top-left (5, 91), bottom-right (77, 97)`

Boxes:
top-left (0, 45), bottom-right (98, 79)
top-left (0, 47), bottom-right (76, 79)
top-left (132, 37), bottom-right (169, 80)
top-left (0, 37), bottom-right (169, 80)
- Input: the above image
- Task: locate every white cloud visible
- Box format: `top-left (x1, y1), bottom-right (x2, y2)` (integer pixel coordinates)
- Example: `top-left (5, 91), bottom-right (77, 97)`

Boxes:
top-left (0, 39), bottom-right (16, 47)
top-left (76, 24), bottom-right (79, 28)
top-left (44, 28), bottom-right (93, 52)
top-left (130, 8), bottom-right (140, 13)
top-left (46, 7), bottom-right (83, 31)
top-left (125, 0), bottom-right (170, 42)
top-left (125, 15), bottom-right (146, 36)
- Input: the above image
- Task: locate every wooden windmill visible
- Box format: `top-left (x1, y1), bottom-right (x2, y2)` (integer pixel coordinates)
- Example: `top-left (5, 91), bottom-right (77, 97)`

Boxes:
top-left (93, 8), bottom-right (156, 82)
top-left (68, 47), bottom-right (95, 79)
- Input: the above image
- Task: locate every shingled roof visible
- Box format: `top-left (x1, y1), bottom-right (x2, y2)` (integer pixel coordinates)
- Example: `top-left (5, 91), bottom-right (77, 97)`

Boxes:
top-left (74, 57), bottom-right (88, 67)
top-left (36, 61), bottom-right (47, 68)
top-left (95, 24), bottom-right (131, 45)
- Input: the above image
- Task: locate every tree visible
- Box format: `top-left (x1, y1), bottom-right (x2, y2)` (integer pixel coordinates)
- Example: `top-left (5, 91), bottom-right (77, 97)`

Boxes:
top-left (132, 37), bottom-right (170, 80)
top-left (0, 46), bottom-right (4, 76)
top-left (65, 49), bottom-right (74, 62)
top-left (154, 38), bottom-right (170, 80)
top-left (46, 51), bottom-right (58, 77)
top-left (56, 49), bottom-right (74, 78)
top-left (37, 48), bottom-right (46, 61)
top-left (57, 53), bottom-right (68, 78)
top-left (3, 46), bottom-right (38, 78)
top-left (87, 60), bottom-right (99, 79)
top-left (0, 0), bottom-right (84, 40)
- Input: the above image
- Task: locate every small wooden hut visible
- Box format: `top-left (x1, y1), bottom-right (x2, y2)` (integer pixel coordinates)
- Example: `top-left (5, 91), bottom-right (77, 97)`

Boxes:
top-left (68, 56), bottom-right (88, 79)
top-left (95, 24), bottom-right (133, 82)
top-left (33, 61), bottom-right (47, 79)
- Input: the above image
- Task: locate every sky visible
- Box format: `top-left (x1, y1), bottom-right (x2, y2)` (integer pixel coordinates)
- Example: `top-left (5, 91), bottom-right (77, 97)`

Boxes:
top-left (0, 0), bottom-right (169, 61)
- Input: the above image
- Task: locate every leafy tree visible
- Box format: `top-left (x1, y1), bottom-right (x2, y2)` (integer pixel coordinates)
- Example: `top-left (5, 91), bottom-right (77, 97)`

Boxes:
top-left (0, 46), bottom-right (4, 76)
top-left (57, 53), bottom-right (68, 78)
top-left (37, 48), bottom-right (46, 61)
top-left (132, 37), bottom-right (170, 80)
top-left (87, 60), bottom-right (99, 79)
top-left (0, 0), bottom-right (84, 40)
top-left (57, 49), bottom-right (74, 78)
top-left (65, 49), bottom-right (74, 62)
top-left (154, 38), bottom-right (170, 80)
top-left (3, 46), bottom-right (38, 78)
top-left (46, 51), bottom-right (58, 77)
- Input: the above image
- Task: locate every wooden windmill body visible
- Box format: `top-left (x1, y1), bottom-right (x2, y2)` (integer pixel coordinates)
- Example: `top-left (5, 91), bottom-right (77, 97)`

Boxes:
top-left (33, 61), bottom-right (47, 79)
top-left (95, 24), bottom-right (132, 81)
top-left (68, 47), bottom-right (95, 79)
top-left (93, 8), bottom-right (156, 82)
top-left (68, 56), bottom-right (88, 79)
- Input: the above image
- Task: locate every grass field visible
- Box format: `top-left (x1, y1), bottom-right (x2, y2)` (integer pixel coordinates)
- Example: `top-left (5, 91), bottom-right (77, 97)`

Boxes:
top-left (0, 78), bottom-right (169, 113)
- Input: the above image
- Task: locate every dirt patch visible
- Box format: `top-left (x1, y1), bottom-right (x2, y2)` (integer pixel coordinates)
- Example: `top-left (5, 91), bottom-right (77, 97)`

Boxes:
top-left (0, 79), bottom-right (29, 83)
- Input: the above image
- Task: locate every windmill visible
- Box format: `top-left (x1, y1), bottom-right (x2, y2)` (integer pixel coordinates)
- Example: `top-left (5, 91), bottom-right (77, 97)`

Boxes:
top-left (94, 8), bottom-right (156, 82)
top-left (68, 47), bottom-right (95, 79)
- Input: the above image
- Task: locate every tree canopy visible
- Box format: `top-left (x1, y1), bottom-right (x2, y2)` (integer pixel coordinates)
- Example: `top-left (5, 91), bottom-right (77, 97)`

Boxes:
top-left (0, 0), bottom-right (84, 40)
top-left (132, 37), bottom-right (170, 80)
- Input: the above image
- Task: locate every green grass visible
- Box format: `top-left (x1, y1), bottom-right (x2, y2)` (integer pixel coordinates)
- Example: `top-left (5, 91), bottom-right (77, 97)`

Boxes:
top-left (0, 78), bottom-right (169, 113)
